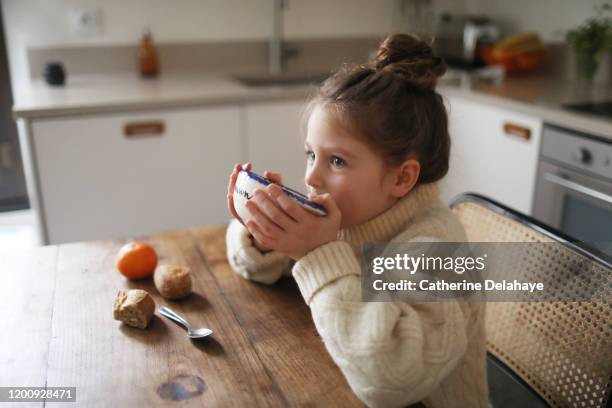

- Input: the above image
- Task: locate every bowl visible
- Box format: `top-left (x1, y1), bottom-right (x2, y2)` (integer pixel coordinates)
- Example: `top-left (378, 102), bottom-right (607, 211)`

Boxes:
top-left (483, 47), bottom-right (545, 74)
top-left (233, 169), bottom-right (327, 223)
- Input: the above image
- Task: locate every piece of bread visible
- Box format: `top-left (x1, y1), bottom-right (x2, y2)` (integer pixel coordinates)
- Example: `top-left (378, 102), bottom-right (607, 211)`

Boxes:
top-left (154, 265), bottom-right (192, 300)
top-left (113, 289), bottom-right (155, 329)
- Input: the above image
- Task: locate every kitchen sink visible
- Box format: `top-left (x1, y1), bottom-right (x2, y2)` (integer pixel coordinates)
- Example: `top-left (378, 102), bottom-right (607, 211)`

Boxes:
top-left (233, 73), bottom-right (328, 87)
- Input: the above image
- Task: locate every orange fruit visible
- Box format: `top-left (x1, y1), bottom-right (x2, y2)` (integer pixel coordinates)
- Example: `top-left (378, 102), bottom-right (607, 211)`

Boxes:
top-left (116, 241), bottom-right (158, 280)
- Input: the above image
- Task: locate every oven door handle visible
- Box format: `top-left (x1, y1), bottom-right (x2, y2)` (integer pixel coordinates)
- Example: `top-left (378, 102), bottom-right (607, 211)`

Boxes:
top-left (543, 172), bottom-right (612, 205)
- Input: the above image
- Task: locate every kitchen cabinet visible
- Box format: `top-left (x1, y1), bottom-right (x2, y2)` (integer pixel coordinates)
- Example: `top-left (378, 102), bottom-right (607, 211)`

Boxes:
top-left (439, 93), bottom-right (542, 214)
top-left (245, 100), bottom-right (309, 194)
top-left (22, 89), bottom-right (542, 244)
top-left (29, 106), bottom-right (241, 244)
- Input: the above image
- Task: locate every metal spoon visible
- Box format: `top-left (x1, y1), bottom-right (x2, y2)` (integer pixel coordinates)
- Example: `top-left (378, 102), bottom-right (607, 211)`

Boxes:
top-left (159, 306), bottom-right (213, 339)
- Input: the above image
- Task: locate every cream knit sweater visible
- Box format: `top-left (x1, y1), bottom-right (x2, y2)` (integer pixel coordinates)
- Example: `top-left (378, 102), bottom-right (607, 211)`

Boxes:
top-left (226, 182), bottom-right (489, 408)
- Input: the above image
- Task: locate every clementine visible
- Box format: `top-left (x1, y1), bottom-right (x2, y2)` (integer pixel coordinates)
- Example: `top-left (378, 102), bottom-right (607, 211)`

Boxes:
top-left (116, 241), bottom-right (158, 280)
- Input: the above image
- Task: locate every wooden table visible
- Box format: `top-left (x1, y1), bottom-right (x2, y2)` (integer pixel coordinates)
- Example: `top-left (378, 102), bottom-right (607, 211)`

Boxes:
top-left (2, 225), bottom-right (363, 407)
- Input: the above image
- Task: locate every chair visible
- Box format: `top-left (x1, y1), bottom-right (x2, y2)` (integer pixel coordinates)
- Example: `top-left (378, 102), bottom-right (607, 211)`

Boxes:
top-left (450, 193), bottom-right (611, 408)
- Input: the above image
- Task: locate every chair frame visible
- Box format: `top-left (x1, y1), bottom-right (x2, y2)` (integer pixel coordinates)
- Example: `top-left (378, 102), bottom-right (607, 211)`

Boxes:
top-left (450, 192), bottom-right (612, 408)
top-left (450, 193), bottom-right (612, 269)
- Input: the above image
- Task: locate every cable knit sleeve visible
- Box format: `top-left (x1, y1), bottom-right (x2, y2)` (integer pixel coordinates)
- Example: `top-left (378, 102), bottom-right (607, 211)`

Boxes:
top-left (292, 240), bottom-right (470, 408)
top-left (225, 219), bottom-right (293, 285)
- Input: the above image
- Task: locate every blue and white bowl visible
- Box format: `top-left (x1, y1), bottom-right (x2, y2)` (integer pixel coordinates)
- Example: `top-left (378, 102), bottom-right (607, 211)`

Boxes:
top-left (234, 169), bottom-right (327, 223)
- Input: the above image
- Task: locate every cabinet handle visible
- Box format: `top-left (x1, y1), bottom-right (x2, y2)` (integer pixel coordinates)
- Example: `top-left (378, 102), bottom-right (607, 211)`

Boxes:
top-left (503, 122), bottom-right (531, 140)
top-left (124, 121), bottom-right (165, 138)
top-left (543, 172), bottom-right (612, 204)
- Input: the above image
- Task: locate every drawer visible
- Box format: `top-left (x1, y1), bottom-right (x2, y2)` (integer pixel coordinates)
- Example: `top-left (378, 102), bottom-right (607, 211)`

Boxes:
top-left (32, 106), bottom-right (241, 244)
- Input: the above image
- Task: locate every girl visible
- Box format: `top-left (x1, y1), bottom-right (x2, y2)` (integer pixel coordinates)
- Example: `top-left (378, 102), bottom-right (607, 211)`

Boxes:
top-left (226, 34), bottom-right (488, 408)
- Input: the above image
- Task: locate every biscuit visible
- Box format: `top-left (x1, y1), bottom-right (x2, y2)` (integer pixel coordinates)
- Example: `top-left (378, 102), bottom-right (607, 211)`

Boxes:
top-left (154, 265), bottom-right (192, 300)
top-left (113, 289), bottom-right (155, 329)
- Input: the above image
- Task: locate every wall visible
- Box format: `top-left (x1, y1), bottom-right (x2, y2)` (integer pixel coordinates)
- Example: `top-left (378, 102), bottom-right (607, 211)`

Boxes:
top-left (0, 0), bottom-right (405, 93)
top-left (2, 0), bottom-right (609, 94)
top-left (463, 0), bottom-right (610, 42)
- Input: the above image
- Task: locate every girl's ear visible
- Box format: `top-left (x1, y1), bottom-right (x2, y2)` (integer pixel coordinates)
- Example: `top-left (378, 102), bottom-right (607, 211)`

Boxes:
top-left (390, 159), bottom-right (420, 198)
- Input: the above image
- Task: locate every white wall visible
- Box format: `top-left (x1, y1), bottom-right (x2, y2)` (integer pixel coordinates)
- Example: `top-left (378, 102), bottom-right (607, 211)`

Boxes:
top-left (3, 0), bottom-right (607, 94)
top-left (464, 0), bottom-right (610, 42)
top-left (1, 0), bottom-right (404, 93)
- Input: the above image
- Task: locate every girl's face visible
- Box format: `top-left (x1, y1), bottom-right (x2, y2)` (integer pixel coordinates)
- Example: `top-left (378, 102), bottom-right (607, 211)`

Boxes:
top-left (304, 105), bottom-right (401, 229)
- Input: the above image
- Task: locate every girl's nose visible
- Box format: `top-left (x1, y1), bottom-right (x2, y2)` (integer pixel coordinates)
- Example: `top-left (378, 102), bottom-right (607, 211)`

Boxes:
top-left (305, 165), bottom-right (323, 190)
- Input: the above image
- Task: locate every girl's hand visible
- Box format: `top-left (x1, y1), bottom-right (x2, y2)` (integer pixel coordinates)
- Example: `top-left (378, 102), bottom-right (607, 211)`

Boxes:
top-left (244, 183), bottom-right (342, 261)
top-left (250, 170), bottom-right (284, 253)
top-left (227, 164), bottom-right (284, 252)
top-left (227, 162), bottom-right (252, 226)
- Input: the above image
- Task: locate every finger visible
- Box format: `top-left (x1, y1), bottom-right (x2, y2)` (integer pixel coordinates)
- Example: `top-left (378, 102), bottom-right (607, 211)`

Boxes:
top-left (246, 220), bottom-right (276, 250)
top-left (246, 199), bottom-right (285, 238)
top-left (228, 163), bottom-right (239, 187)
top-left (227, 178), bottom-right (244, 224)
top-left (242, 162), bottom-right (252, 171)
top-left (253, 188), bottom-right (296, 231)
top-left (227, 164), bottom-right (240, 196)
top-left (227, 164), bottom-right (245, 225)
top-left (227, 195), bottom-right (244, 225)
top-left (264, 170), bottom-right (283, 184)
top-left (267, 183), bottom-right (309, 223)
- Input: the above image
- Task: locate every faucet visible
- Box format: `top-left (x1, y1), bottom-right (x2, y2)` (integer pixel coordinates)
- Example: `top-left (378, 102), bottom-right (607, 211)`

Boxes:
top-left (269, 0), bottom-right (298, 75)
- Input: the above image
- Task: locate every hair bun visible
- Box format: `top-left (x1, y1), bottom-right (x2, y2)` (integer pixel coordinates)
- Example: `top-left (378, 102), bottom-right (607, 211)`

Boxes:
top-left (372, 33), bottom-right (446, 91)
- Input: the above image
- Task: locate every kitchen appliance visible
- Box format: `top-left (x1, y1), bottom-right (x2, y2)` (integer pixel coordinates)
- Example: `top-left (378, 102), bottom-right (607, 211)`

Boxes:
top-left (563, 100), bottom-right (612, 119)
top-left (533, 124), bottom-right (612, 258)
top-left (43, 62), bottom-right (66, 86)
top-left (434, 14), bottom-right (500, 69)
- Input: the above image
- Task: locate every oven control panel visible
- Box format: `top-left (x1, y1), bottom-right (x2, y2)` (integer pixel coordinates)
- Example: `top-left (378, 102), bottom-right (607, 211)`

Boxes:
top-left (541, 125), bottom-right (612, 181)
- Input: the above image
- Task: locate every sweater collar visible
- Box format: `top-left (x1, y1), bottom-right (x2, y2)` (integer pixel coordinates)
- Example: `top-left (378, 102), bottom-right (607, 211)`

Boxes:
top-left (337, 182), bottom-right (441, 253)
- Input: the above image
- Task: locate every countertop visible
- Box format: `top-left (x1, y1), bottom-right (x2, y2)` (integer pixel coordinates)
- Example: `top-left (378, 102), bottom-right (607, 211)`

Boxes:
top-left (12, 71), bottom-right (612, 139)
top-left (12, 73), bottom-right (315, 118)
top-left (438, 72), bottom-right (612, 140)
top-left (1, 224), bottom-right (363, 406)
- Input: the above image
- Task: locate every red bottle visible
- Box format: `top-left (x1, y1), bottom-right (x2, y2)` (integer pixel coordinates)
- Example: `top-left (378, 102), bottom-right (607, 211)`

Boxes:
top-left (139, 29), bottom-right (159, 77)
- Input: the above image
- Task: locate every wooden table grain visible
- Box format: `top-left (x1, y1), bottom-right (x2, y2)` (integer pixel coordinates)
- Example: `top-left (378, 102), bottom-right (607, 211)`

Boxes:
top-left (1, 225), bottom-right (363, 407)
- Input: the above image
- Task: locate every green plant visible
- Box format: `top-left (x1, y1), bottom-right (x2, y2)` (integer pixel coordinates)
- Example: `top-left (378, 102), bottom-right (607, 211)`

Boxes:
top-left (566, 3), bottom-right (612, 79)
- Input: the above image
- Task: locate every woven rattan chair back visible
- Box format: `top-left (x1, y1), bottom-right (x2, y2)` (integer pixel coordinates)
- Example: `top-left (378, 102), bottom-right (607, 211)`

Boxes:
top-left (451, 194), bottom-right (611, 408)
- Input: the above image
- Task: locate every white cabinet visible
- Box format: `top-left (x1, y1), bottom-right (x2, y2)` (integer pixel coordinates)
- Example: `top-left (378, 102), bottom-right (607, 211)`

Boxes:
top-left (26, 91), bottom-right (542, 244)
top-left (31, 106), bottom-right (241, 244)
top-left (439, 94), bottom-right (542, 214)
top-left (245, 100), bottom-right (309, 194)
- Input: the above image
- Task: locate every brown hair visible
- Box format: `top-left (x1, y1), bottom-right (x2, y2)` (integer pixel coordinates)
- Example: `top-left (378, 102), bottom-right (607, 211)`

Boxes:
top-left (306, 33), bottom-right (449, 184)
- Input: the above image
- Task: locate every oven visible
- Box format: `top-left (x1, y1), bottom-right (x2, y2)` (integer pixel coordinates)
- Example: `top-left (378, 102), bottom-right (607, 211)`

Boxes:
top-left (533, 125), bottom-right (612, 257)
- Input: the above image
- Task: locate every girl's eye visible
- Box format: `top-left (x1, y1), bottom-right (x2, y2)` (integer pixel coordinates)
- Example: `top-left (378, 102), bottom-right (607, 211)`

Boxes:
top-left (305, 150), bottom-right (315, 161)
top-left (330, 156), bottom-right (346, 167)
